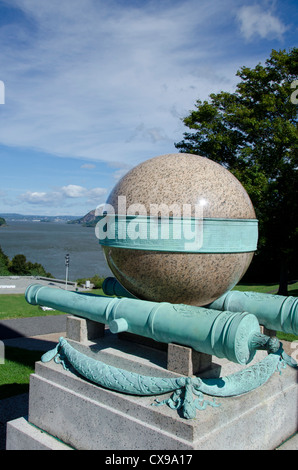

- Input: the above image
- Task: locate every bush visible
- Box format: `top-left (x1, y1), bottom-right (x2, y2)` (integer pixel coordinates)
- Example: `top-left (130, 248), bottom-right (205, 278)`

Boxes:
top-left (25, 261), bottom-right (53, 278)
top-left (0, 245), bottom-right (10, 275)
top-left (90, 275), bottom-right (105, 289)
top-left (9, 254), bottom-right (29, 275)
top-left (0, 245), bottom-right (53, 277)
top-left (76, 274), bottom-right (105, 289)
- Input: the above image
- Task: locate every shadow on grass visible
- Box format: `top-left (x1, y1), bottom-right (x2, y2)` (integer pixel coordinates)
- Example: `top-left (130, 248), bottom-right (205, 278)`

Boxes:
top-left (289, 289), bottom-right (298, 297)
top-left (0, 383), bottom-right (30, 400)
top-left (4, 346), bottom-right (43, 367)
top-left (0, 347), bottom-right (44, 400)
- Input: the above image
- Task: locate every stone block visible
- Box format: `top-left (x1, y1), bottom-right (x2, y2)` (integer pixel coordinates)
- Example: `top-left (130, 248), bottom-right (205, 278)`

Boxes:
top-left (24, 336), bottom-right (298, 450)
top-left (6, 417), bottom-right (72, 450)
top-left (66, 315), bottom-right (105, 342)
top-left (167, 343), bottom-right (212, 375)
top-left (6, 333), bottom-right (298, 450)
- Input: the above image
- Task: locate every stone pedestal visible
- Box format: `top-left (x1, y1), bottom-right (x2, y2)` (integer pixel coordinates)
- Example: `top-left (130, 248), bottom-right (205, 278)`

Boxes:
top-left (6, 318), bottom-right (298, 450)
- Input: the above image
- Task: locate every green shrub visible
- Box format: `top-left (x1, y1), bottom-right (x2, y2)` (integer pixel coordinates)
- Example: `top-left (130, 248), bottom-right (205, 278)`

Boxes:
top-left (76, 274), bottom-right (105, 289)
top-left (0, 245), bottom-right (10, 274)
top-left (0, 245), bottom-right (53, 277)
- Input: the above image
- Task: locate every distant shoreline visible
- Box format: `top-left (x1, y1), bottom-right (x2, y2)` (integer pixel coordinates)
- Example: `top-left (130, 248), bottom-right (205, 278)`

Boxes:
top-left (0, 220), bottom-right (112, 280)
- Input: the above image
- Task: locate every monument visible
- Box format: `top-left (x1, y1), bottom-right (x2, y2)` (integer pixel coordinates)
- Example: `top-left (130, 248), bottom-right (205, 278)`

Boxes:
top-left (6, 153), bottom-right (298, 450)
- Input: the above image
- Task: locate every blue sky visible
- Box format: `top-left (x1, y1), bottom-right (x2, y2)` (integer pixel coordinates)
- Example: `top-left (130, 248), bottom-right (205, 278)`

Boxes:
top-left (0, 0), bottom-right (297, 216)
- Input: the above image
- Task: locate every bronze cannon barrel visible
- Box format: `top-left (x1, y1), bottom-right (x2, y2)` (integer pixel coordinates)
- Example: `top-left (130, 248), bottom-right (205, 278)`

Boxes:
top-left (208, 290), bottom-right (298, 335)
top-left (25, 283), bottom-right (262, 365)
top-left (103, 277), bottom-right (298, 336)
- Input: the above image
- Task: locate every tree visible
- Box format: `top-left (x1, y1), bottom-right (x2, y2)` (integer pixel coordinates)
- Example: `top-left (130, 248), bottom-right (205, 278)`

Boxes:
top-left (9, 254), bottom-right (29, 275)
top-left (26, 261), bottom-right (53, 278)
top-left (0, 245), bottom-right (53, 277)
top-left (0, 245), bottom-right (10, 275)
top-left (175, 48), bottom-right (298, 295)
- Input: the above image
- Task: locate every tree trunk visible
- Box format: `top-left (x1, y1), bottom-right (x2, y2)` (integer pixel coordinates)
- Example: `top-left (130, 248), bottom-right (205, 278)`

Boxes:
top-left (277, 256), bottom-right (288, 296)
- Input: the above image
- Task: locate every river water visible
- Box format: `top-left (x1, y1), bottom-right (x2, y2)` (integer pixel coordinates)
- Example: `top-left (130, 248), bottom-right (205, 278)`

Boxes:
top-left (0, 221), bottom-right (112, 280)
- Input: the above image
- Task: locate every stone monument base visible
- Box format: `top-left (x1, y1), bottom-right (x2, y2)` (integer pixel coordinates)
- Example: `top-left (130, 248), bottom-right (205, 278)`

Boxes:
top-left (6, 318), bottom-right (298, 450)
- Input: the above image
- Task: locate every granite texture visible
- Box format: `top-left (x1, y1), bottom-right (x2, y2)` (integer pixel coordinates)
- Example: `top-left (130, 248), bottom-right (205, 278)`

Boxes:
top-left (22, 346), bottom-right (298, 450)
top-left (6, 417), bottom-right (73, 450)
top-left (107, 154), bottom-right (256, 218)
top-left (103, 153), bottom-right (257, 306)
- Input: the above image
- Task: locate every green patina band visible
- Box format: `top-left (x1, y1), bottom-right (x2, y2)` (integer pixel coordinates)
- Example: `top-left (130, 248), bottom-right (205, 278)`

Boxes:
top-left (96, 215), bottom-right (258, 253)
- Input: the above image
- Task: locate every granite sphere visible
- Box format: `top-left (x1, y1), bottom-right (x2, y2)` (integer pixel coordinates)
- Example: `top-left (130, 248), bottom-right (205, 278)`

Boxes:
top-left (101, 153), bottom-right (257, 306)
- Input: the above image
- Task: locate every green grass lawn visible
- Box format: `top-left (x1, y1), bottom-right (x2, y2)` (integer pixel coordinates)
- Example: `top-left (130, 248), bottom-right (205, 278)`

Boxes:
top-left (0, 293), bottom-right (66, 320)
top-left (0, 288), bottom-right (107, 399)
top-left (0, 347), bottom-right (44, 400)
top-left (233, 281), bottom-right (298, 296)
top-left (0, 289), bottom-right (106, 320)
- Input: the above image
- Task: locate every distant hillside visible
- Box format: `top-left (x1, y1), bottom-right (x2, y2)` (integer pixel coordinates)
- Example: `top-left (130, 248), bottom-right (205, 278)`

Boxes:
top-left (0, 213), bottom-right (79, 223)
top-left (68, 209), bottom-right (100, 227)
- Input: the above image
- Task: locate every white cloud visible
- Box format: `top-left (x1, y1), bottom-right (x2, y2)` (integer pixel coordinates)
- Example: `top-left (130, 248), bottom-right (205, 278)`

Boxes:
top-left (61, 185), bottom-right (87, 198)
top-left (112, 168), bottom-right (130, 180)
top-left (236, 4), bottom-right (287, 41)
top-left (81, 163), bottom-right (96, 170)
top-left (87, 187), bottom-right (107, 200)
top-left (19, 191), bottom-right (62, 205)
top-left (0, 0), bottom-right (246, 167)
top-left (126, 123), bottom-right (171, 144)
top-left (19, 185), bottom-right (107, 206)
